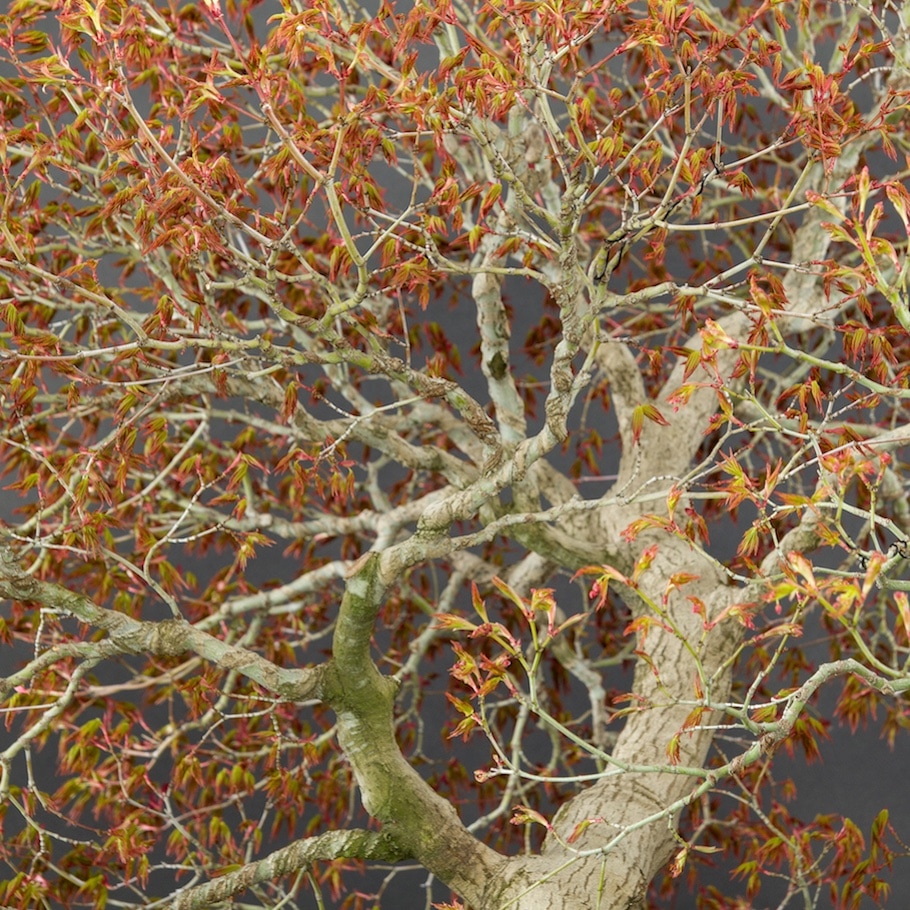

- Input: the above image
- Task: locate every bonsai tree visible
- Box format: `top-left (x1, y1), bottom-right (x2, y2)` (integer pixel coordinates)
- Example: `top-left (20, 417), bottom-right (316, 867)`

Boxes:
top-left (1, 0), bottom-right (909, 907)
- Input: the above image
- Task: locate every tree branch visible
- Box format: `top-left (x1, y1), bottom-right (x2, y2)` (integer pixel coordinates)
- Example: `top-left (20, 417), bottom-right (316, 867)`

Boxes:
top-left (0, 540), bottom-right (326, 703)
top-left (169, 829), bottom-right (407, 910)
top-left (323, 553), bottom-right (504, 905)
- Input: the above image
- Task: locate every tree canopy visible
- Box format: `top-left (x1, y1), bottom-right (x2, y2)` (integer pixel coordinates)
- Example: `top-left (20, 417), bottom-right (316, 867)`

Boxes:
top-left (1, 0), bottom-right (910, 908)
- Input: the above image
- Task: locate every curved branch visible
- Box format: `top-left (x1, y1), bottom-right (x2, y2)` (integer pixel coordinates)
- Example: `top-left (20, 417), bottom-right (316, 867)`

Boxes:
top-left (0, 540), bottom-right (326, 703)
top-left (170, 829), bottom-right (407, 910)
top-left (323, 554), bottom-right (504, 905)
